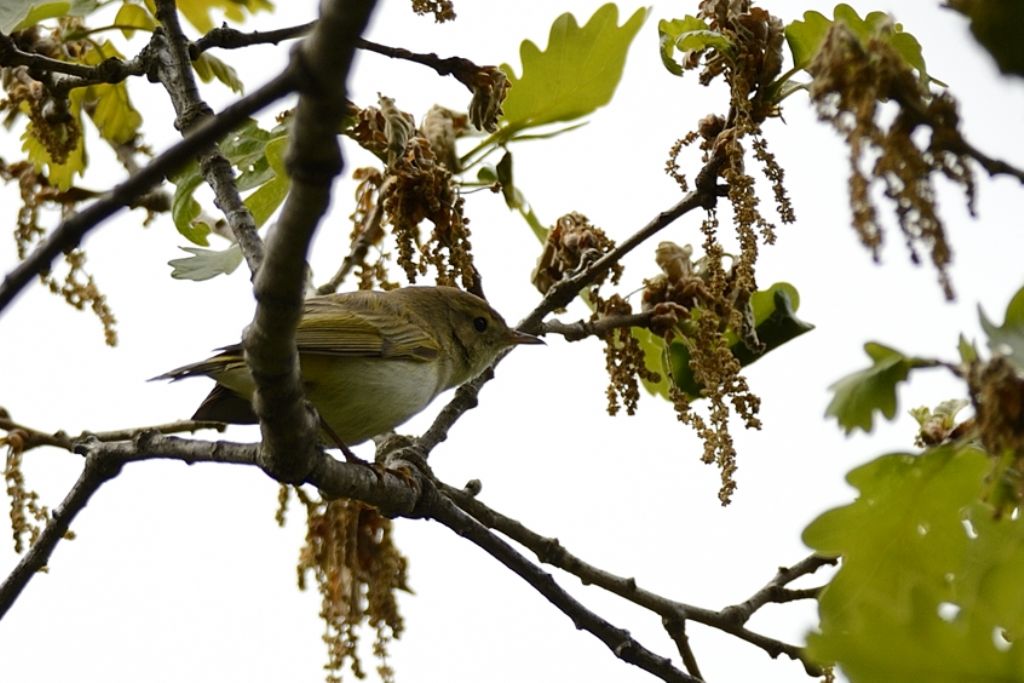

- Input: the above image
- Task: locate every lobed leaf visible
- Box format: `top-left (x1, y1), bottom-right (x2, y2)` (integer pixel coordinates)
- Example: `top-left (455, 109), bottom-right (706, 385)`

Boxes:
top-left (657, 15), bottom-right (733, 76)
top-left (804, 445), bottom-right (1024, 681)
top-left (192, 52), bottom-right (244, 94)
top-left (114, 2), bottom-right (155, 39)
top-left (979, 283), bottom-right (1024, 373)
top-left (500, 4), bottom-right (647, 133)
top-left (2, 0), bottom-right (97, 33)
top-left (82, 41), bottom-right (143, 145)
top-left (174, 0), bottom-right (273, 34)
top-left (784, 3), bottom-right (935, 85)
top-left (825, 342), bottom-right (929, 434)
top-left (168, 245), bottom-right (243, 281)
top-left (655, 282), bottom-right (814, 399)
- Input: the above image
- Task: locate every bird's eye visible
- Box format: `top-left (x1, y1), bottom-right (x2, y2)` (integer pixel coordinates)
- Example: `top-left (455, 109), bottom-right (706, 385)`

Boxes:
top-left (473, 316), bottom-right (488, 332)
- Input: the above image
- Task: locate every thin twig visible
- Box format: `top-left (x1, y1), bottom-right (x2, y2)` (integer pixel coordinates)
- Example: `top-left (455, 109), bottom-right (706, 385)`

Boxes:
top-left (0, 68), bottom-right (295, 314)
top-left (315, 198), bottom-right (384, 295)
top-left (719, 554), bottom-right (837, 626)
top-left (419, 156), bottom-right (726, 453)
top-left (541, 311), bottom-right (655, 341)
top-left (191, 24), bottom-right (486, 94)
top-left (424, 484), bottom-right (699, 683)
top-left (0, 412), bottom-right (226, 453)
top-left (441, 483), bottom-right (824, 676)
top-left (356, 38), bottom-right (483, 89)
top-left (191, 21), bottom-right (316, 56)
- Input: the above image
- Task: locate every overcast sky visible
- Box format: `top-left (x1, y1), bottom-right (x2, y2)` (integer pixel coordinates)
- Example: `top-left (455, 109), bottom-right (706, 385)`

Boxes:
top-left (1, 2), bottom-right (1022, 682)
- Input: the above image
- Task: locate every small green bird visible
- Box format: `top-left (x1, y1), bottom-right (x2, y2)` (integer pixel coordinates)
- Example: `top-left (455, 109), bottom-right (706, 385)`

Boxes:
top-left (155, 286), bottom-right (542, 445)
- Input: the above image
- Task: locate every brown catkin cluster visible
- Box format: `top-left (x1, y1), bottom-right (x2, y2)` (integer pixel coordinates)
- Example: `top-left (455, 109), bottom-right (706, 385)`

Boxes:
top-left (348, 97), bottom-right (477, 292)
top-left (410, 0), bottom-right (455, 22)
top-left (808, 23), bottom-right (975, 300)
top-left (0, 160), bottom-right (117, 345)
top-left (599, 294), bottom-right (661, 416)
top-left (296, 492), bottom-right (408, 683)
top-left (643, 231), bottom-right (763, 505)
top-left (531, 212), bottom-right (623, 297)
top-left (3, 433), bottom-right (51, 553)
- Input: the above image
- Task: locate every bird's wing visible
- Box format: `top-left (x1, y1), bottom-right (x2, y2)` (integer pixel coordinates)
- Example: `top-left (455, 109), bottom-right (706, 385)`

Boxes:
top-left (295, 297), bottom-right (439, 361)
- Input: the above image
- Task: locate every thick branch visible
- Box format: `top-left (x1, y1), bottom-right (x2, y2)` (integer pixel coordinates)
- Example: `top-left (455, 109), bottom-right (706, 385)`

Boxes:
top-left (0, 68), bottom-right (294, 314)
top-left (0, 448), bottom-right (120, 619)
top-left (423, 484), bottom-right (698, 683)
top-left (244, 0), bottom-right (377, 483)
top-left (152, 1), bottom-right (264, 272)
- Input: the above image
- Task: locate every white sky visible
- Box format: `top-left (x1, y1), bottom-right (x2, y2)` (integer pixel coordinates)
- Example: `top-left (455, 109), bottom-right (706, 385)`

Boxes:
top-left (1, 2), bottom-right (1022, 682)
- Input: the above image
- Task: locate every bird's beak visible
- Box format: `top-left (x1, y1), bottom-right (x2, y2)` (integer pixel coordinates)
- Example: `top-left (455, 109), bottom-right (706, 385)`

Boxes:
top-left (508, 328), bottom-right (545, 345)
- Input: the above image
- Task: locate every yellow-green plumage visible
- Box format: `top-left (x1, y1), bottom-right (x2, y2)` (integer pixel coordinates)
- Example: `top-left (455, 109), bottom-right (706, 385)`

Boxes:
top-left (155, 286), bottom-right (541, 445)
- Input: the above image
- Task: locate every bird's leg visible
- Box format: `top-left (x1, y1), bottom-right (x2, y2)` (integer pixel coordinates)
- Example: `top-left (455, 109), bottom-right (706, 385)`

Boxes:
top-left (318, 416), bottom-right (390, 485)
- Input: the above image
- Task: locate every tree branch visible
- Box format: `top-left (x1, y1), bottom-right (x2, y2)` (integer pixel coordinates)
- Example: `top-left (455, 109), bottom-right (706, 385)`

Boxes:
top-left (243, 0), bottom-right (378, 483)
top-left (152, 0), bottom-right (265, 273)
top-left (0, 67), bottom-right (295, 314)
top-left (418, 154), bottom-right (727, 454)
top-left (191, 21), bottom-right (316, 56)
top-left (0, 411), bottom-right (225, 454)
top-left (441, 483), bottom-right (825, 676)
top-left (0, 447), bottom-right (121, 619)
top-left (0, 32), bottom-right (148, 85)
top-left (663, 617), bottom-right (704, 681)
top-left (541, 311), bottom-right (655, 342)
top-left (423, 483), bottom-right (699, 683)
top-left (718, 554), bottom-right (836, 626)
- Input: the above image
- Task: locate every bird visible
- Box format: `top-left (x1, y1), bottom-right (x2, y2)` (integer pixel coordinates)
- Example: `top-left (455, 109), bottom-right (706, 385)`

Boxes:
top-left (153, 286), bottom-right (542, 447)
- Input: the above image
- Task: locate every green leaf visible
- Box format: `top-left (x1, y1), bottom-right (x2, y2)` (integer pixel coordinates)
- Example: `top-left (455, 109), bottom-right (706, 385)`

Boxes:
top-left (192, 52), bottom-right (244, 94)
top-left (495, 150), bottom-right (516, 209)
top-left (2, 0), bottom-right (97, 33)
top-left (168, 119), bottom-right (290, 244)
top-left (948, 0), bottom-right (1024, 77)
top-left (168, 245), bottom-right (243, 281)
top-left (783, 9), bottom-right (831, 72)
top-left (784, 3), bottom-right (937, 85)
top-left (657, 15), bottom-right (733, 76)
top-left (979, 283), bottom-right (1024, 373)
top-left (728, 283), bottom-right (814, 365)
top-left (500, 4), bottom-right (647, 132)
top-left (242, 135), bottom-right (289, 227)
top-left (82, 41), bottom-right (142, 145)
top-left (804, 446), bottom-right (1024, 682)
top-left (113, 2), bottom-right (155, 39)
top-left (169, 160), bottom-right (209, 245)
top-left (21, 91), bottom-right (86, 191)
top-left (633, 327), bottom-right (670, 399)
top-left (958, 333), bottom-right (979, 365)
top-left (175, 0), bottom-right (272, 34)
top-left (659, 282), bottom-right (814, 399)
top-left (825, 342), bottom-right (930, 434)
top-left (479, 153), bottom-right (549, 243)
